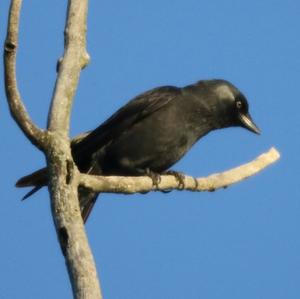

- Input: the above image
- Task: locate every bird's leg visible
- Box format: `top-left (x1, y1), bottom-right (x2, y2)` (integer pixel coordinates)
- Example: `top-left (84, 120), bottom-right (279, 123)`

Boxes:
top-left (164, 170), bottom-right (185, 190)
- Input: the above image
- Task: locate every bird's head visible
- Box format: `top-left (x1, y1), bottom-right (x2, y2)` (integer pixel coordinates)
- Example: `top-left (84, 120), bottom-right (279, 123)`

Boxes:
top-left (208, 80), bottom-right (261, 134)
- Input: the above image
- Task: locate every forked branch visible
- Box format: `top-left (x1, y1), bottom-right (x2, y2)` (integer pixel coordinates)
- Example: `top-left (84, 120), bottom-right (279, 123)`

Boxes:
top-left (4, 1), bottom-right (102, 299)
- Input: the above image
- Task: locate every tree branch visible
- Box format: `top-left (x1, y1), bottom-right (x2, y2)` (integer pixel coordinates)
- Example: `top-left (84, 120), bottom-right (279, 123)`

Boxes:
top-left (47, 0), bottom-right (90, 134)
top-left (79, 147), bottom-right (280, 194)
top-left (4, 1), bottom-right (102, 298)
top-left (44, 1), bottom-right (102, 298)
top-left (4, 0), bottom-right (47, 150)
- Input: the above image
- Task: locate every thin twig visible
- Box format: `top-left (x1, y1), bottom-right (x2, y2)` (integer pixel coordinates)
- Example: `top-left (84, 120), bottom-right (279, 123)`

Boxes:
top-left (79, 147), bottom-right (280, 194)
top-left (4, 0), bottom-right (47, 150)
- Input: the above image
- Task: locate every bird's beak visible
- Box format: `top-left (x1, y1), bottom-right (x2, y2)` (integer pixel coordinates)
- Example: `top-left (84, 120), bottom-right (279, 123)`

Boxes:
top-left (239, 112), bottom-right (261, 134)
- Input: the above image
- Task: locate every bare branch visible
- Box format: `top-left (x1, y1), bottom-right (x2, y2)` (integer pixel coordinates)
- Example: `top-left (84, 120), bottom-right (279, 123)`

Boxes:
top-left (47, 0), bottom-right (90, 135)
top-left (79, 147), bottom-right (280, 194)
top-left (46, 136), bottom-right (102, 299)
top-left (4, 1), bottom-right (101, 298)
top-left (44, 1), bottom-right (102, 298)
top-left (4, 0), bottom-right (47, 150)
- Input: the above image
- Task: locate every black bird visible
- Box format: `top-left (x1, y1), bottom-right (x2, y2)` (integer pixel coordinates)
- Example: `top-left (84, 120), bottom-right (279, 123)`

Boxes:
top-left (16, 79), bottom-right (260, 222)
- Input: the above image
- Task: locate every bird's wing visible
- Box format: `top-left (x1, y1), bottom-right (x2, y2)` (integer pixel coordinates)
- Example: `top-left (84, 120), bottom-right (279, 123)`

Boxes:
top-left (72, 85), bottom-right (181, 164)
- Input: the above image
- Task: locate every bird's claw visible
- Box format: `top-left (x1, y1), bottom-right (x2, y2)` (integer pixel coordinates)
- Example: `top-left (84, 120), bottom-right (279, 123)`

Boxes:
top-left (165, 170), bottom-right (185, 190)
top-left (146, 169), bottom-right (161, 190)
top-left (193, 177), bottom-right (199, 190)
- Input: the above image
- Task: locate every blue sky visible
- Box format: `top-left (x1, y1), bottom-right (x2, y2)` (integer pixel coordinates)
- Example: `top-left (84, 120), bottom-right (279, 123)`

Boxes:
top-left (1, 0), bottom-right (299, 298)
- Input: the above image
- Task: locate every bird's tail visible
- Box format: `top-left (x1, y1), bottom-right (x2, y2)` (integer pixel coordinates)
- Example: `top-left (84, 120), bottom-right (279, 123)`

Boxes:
top-left (16, 168), bottom-right (98, 222)
top-left (16, 168), bottom-right (48, 200)
top-left (78, 187), bottom-right (99, 223)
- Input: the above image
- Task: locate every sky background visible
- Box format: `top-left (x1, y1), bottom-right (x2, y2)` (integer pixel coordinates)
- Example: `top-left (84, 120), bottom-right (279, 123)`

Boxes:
top-left (1, 0), bottom-right (299, 298)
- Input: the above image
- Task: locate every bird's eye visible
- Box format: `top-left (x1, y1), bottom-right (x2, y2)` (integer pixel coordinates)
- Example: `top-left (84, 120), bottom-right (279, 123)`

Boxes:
top-left (236, 100), bottom-right (242, 109)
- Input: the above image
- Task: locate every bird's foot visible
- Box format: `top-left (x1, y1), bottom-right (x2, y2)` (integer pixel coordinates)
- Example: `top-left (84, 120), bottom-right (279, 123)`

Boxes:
top-left (193, 177), bottom-right (199, 190)
top-left (164, 170), bottom-right (185, 190)
top-left (145, 169), bottom-right (162, 190)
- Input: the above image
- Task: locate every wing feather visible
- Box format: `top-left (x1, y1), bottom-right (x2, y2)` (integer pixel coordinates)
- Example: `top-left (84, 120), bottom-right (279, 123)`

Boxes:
top-left (72, 86), bottom-right (180, 166)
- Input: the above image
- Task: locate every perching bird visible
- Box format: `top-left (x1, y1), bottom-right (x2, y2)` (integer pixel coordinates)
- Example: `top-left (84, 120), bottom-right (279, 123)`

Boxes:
top-left (16, 79), bottom-right (260, 222)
